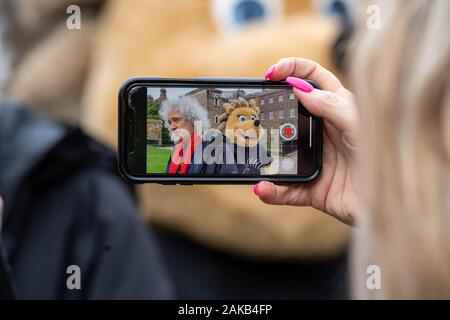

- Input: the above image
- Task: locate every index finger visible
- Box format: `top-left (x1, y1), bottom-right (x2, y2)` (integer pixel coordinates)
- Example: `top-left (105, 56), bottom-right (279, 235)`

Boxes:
top-left (268, 57), bottom-right (344, 93)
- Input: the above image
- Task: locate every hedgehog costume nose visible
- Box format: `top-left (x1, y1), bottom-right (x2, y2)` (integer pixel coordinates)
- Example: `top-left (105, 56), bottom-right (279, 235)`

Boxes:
top-left (254, 119), bottom-right (260, 127)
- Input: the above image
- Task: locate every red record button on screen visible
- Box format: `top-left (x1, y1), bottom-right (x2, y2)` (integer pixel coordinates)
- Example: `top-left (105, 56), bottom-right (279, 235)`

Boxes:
top-left (280, 123), bottom-right (297, 141)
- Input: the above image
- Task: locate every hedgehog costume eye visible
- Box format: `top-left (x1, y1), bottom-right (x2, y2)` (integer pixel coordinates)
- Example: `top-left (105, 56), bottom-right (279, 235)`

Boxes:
top-left (239, 115), bottom-right (247, 122)
top-left (212, 0), bottom-right (282, 32)
top-left (250, 115), bottom-right (256, 121)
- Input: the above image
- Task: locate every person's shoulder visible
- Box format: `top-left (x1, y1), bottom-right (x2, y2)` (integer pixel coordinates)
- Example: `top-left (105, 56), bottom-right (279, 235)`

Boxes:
top-left (40, 128), bottom-right (137, 221)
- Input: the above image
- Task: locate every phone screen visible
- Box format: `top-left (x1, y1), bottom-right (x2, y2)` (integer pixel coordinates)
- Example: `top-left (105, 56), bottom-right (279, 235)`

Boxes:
top-left (121, 79), bottom-right (321, 183)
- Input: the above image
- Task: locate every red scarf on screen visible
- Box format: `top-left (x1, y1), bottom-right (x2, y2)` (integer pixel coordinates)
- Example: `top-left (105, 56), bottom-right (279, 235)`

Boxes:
top-left (168, 134), bottom-right (199, 174)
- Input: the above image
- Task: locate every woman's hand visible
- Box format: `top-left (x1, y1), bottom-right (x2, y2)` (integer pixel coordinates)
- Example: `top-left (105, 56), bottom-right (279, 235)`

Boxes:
top-left (255, 57), bottom-right (360, 225)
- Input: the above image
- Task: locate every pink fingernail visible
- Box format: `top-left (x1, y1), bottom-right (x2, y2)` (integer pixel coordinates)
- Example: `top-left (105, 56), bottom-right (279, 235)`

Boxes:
top-left (253, 184), bottom-right (259, 196)
top-left (286, 77), bottom-right (314, 93)
top-left (264, 65), bottom-right (275, 80)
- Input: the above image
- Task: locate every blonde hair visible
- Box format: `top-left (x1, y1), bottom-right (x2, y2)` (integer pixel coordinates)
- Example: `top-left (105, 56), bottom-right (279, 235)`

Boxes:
top-left (350, 0), bottom-right (450, 299)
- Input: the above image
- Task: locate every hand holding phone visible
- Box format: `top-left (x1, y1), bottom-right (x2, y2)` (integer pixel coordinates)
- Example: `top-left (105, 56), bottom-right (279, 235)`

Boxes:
top-left (255, 58), bottom-right (360, 226)
top-left (119, 77), bottom-right (322, 184)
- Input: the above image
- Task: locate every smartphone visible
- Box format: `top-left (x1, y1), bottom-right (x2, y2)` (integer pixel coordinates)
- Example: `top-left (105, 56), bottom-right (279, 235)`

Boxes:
top-left (118, 77), bottom-right (322, 184)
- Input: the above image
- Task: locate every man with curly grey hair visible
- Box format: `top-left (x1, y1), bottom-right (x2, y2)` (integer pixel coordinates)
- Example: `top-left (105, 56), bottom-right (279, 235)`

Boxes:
top-left (159, 96), bottom-right (210, 174)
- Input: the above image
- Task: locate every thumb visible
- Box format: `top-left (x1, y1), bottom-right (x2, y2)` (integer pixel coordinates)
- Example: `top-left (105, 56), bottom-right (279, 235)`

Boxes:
top-left (286, 77), bottom-right (357, 134)
top-left (253, 181), bottom-right (291, 205)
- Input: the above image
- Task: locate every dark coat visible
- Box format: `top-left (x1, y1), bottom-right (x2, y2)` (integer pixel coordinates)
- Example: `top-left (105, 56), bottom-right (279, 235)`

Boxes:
top-left (165, 134), bottom-right (272, 175)
top-left (189, 134), bottom-right (272, 175)
top-left (0, 102), bottom-right (173, 299)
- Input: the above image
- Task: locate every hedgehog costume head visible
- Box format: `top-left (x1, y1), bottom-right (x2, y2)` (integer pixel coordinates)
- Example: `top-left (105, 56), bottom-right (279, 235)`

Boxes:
top-left (5, 0), bottom-right (351, 260)
top-left (218, 97), bottom-right (264, 148)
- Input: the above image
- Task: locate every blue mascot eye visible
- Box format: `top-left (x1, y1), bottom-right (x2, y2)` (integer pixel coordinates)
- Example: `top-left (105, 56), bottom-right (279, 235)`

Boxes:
top-left (239, 115), bottom-right (247, 122)
top-left (233, 0), bottom-right (265, 26)
top-left (212, 0), bottom-right (282, 32)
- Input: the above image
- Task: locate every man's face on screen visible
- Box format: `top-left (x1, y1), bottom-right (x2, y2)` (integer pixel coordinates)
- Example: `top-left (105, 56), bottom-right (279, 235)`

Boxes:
top-left (167, 109), bottom-right (194, 144)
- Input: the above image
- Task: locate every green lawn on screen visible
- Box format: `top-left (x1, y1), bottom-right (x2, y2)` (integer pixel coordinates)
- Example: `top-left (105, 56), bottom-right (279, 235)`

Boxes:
top-left (147, 145), bottom-right (171, 173)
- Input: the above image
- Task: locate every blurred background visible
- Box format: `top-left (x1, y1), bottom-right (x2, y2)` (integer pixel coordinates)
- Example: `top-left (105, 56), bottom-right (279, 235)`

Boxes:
top-left (0, 0), bottom-right (357, 299)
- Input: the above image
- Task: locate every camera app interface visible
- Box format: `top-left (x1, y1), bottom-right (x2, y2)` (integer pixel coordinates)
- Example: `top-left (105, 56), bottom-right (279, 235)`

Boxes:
top-left (145, 86), bottom-right (310, 176)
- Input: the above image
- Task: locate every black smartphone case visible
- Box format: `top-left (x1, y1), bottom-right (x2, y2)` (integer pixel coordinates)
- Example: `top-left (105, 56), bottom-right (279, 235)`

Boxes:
top-left (118, 77), bottom-right (322, 185)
